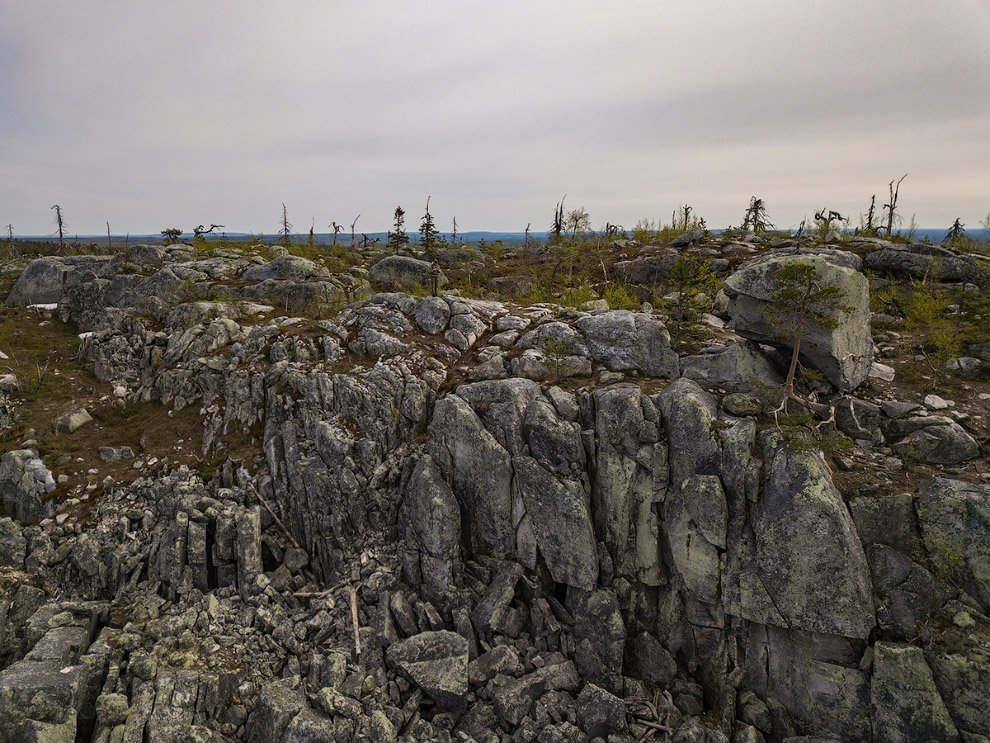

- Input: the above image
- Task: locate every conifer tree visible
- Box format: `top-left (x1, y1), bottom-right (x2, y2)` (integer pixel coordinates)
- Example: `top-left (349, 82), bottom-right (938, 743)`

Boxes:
top-left (387, 206), bottom-right (409, 251)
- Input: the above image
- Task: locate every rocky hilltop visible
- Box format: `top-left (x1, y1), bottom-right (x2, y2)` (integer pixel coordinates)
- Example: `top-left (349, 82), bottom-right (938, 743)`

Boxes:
top-left (0, 232), bottom-right (988, 743)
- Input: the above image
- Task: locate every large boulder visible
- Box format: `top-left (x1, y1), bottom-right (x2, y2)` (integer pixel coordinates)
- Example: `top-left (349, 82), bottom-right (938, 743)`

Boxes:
top-left (370, 256), bottom-right (447, 291)
top-left (5, 255), bottom-right (117, 307)
top-left (573, 310), bottom-right (678, 377)
top-left (679, 340), bottom-right (782, 390)
top-left (241, 255), bottom-right (329, 282)
top-left (0, 450), bottom-right (56, 524)
top-left (864, 243), bottom-right (978, 282)
top-left (427, 395), bottom-right (513, 557)
top-left (723, 251), bottom-right (872, 390)
top-left (512, 456), bottom-right (598, 590)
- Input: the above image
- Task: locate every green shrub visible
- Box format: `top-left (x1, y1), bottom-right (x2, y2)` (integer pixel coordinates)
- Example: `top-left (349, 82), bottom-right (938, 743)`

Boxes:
top-left (602, 284), bottom-right (639, 310)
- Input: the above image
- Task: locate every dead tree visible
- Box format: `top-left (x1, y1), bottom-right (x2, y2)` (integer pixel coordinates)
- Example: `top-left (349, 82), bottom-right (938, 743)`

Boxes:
top-left (814, 208), bottom-right (846, 237)
top-left (107, 221), bottom-right (112, 251)
top-left (881, 174), bottom-right (907, 237)
top-left (51, 205), bottom-right (66, 252)
top-left (193, 224), bottom-right (224, 239)
top-left (861, 194), bottom-right (877, 235)
top-left (350, 215), bottom-right (360, 248)
top-left (5, 224), bottom-right (15, 256)
top-left (329, 221), bottom-right (343, 245)
top-left (550, 196), bottom-right (566, 243)
top-left (279, 204), bottom-right (293, 246)
top-left (451, 216), bottom-right (459, 245)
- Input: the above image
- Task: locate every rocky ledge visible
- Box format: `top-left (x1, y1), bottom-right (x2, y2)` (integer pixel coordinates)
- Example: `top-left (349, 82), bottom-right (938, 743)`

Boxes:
top-left (0, 236), bottom-right (987, 743)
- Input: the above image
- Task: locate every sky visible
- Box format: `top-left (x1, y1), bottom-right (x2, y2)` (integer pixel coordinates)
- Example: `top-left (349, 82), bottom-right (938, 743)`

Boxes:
top-left (2, 1), bottom-right (989, 236)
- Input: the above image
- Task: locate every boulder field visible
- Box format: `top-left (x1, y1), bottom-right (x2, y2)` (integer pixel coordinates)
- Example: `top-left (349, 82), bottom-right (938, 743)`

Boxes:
top-left (0, 239), bottom-right (987, 743)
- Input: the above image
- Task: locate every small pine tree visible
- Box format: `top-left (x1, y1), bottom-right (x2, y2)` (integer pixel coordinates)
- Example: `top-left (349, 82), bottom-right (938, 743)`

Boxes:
top-left (387, 206), bottom-right (409, 251)
top-left (766, 261), bottom-right (850, 417)
top-left (161, 227), bottom-right (183, 245)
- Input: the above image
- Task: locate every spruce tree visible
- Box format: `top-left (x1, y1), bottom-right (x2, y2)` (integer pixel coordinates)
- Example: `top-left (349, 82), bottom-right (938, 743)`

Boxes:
top-left (387, 206), bottom-right (409, 251)
top-left (419, 197), bottom-right (438, 256)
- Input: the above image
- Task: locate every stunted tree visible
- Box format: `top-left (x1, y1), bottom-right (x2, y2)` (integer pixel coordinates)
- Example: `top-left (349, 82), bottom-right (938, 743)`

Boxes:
top-left (859, 195), bottom-right (878, 236)
top-left (565, 207), bottom-right (591, 240)
top-left (742, 197), bottom-right (773, 235)
top-left (278, 203), bottom-right (293, 246)
top-left (766, 261), bottom-right (850, 420)
top-left (161, 227), bottom-right (183, 245)
top-left (419, 196), bottom-right (439, 256)
top-left (51, 205), bottom-right (66, 252)
top-left (881, 174), bottom-right (907, 237)
top-left (193, 224), bottom-right (224, 239)
top-left (814, 207), bottom-right (846, 238)
top-left (943, 218), bottom-right (966, 246)
top-left (549, 196), bottom-right (566, 243)
top-left (386, 207), bottom-right (408, 252)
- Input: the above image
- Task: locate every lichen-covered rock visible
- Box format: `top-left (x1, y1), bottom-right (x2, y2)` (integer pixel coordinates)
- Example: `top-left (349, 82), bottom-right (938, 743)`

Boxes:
top-left (428, 395), bottom-right (513, 557)
top-left (724, 251), bottom-right (872, 390)
top-left (871, 642), bottom-right (960, 743)
top-left (679, 341), bottom-right (782, 390)
top-left (0, 449), bottom-right (55, 524)
top-left (413, 296), bottom-right (451, 334)
top-left (892, 422), bottom-right (980, 464)
top-left (241, 255), bottom-right (330, 282)
top-left (574, 310), bottom-right (679, 377)
top-left (512, 456), bottom-right (597, 590)
top-left (927, 646), bottom-right (990, 736)
top-left (915, 478), bottom-right (990, 611)
top-left (747, 432), bottom-right (875, 639)
top-left (370, 255), bottom-right (447, 291)
top-left (864, 244), bottom-right (978, 282)
top-left (665, 474), bottom-right (727, 603)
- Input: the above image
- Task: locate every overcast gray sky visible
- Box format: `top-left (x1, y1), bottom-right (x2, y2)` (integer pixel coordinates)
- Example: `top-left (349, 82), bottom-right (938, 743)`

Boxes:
top-left (3, 1), bottom-right (989, 236)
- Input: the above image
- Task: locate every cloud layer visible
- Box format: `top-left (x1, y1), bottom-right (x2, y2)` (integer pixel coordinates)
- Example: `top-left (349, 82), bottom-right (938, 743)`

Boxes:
top-left (3, 1), bottom-right (989, 235)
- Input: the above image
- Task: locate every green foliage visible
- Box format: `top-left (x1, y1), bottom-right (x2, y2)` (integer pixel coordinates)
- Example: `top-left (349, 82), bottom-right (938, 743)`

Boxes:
top-left (161, 228), bottom-right (183, 245)
top-left (765, 260), bottom-right (850, 403)
top-left (631, 218), bottom-right (659, 245)
top-left (663, 255), bottom-right (718, 339)
top-left (602, 284), bottom-right (639, 310)
top-left (766, 263), bottom-right (848, 333)
top-left (560, 284), bottom-right (598, 307)
top-left (542, 338), bottom-right (572, 381)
